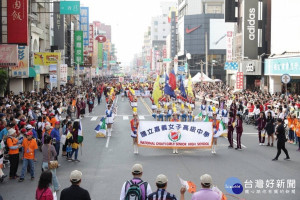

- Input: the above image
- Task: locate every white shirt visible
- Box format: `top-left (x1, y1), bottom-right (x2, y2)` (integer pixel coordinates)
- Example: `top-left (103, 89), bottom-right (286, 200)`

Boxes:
top-left (120, 180), bottom-right (152, 200)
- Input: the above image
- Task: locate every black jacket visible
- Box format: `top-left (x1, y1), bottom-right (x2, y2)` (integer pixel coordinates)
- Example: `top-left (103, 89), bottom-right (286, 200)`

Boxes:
top-left (276, 124), bottom-right (286, 142)
top-left (60, 185), bottom-right (91, 200)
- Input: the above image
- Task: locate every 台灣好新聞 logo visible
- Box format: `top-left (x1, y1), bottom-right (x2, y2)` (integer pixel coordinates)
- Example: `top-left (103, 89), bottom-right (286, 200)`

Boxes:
top-left (225, 177), bottom-right (243, 195)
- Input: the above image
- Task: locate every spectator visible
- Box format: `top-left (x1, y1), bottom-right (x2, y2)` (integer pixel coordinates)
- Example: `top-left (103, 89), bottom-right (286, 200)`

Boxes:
top-left (120, 163), bottom-right (152, 200)
top-left (19, 131), bottom-right (38, 182)
top-left (7, 128), bottom-right (22, 179)
top-left (147, 174), bottom-right (177, 200)
top-left (50, 121), bottom-right (61, 160)
top-left (180, 174), bottom-right (220, 200)
top-left (42, 135), bottom-right (60, 191)
top-left (35, 171), bottom-right (53, 200)
top-left (60, 170), bottom-right (91, 200)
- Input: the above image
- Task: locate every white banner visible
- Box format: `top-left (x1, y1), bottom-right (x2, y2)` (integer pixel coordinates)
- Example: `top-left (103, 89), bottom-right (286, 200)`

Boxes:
top-left (60, 64), bottom-right (68, 84)
top-left (138, 121), bottom-right (213, 149)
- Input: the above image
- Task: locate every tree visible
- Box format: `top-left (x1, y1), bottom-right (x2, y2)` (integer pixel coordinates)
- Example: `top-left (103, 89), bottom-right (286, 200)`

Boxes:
top-left (0, 69), bottom-right (8, 97)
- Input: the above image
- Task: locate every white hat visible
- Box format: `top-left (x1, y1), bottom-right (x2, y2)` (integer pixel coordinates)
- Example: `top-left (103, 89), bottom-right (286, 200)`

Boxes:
top-left (200, 174), bottom-right (212, 186)
top-left (26, 125), bottom-right (34, 129)
top-left (70, 170), bottom-right (82, 182)
top-left (156, 174), bottom-right (168, 184)
top-left (131, 164), bottom-right (143, 174)
top-left (8, 128), bottom-right (16, 136)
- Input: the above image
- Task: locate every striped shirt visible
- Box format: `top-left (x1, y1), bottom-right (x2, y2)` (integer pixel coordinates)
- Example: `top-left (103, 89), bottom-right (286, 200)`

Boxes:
top-left (147, 189), bottom-right (177, 200)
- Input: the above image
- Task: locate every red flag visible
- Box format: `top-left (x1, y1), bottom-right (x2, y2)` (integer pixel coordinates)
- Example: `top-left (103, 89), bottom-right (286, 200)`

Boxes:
top-left (169, 70), bottom-right (176, 90)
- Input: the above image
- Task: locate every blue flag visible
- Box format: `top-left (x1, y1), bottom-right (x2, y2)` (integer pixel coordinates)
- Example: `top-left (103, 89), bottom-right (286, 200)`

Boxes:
top-left (164, 75), bottom-right (175, 97)
top-left (180, 78), bottom-right (187, 98)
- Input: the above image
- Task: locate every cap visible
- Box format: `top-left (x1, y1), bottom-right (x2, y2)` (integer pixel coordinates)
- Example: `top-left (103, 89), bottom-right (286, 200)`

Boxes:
top-left (42, 111), bottom-right (47, 115)
top-left (30, 121), bottom-right (36, 125)
top-left (49, 113), bottom-right (54, 117)
top-left (200, 174), bottom-right (212, 186)
top-left (0, 113), bottom-right (5, 118)
top-left (156, 174), bottom-right (168, 184)
top-left (26, 125), bottom-right (34, 129)
top-left (45, 125), bottom-right (52, 130)
top-left (131, 164), bottom-right (143, 174)
top-left (55, 121), bottom-right (60, 125)
top-left (8, 128), bottom-right (16, 136)
top-left (26, 131), bottom-right (33, 136)
top-left (6, 104), bottom-right (11, 108)
top-left (20, 121), bottom-right (27, 126)
top-left (20, 128), bottom-right (27, 133)
top-left (70, 170), bottom-right (82, 182)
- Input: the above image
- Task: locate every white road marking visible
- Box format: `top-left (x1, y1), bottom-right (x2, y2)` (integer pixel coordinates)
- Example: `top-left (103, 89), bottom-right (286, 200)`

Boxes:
top-left (243, 132), bottom-right (257, 135)
top-left (123, 116), bottom-right (129, 120)
top-left (139, 116), bottom-right (145, 120)
top-left (91, 117), bottom-right (98, 121)
top-left (105, 136), bottom-right (110, 148)
top-left (224, 137), bottom-right (247, 148)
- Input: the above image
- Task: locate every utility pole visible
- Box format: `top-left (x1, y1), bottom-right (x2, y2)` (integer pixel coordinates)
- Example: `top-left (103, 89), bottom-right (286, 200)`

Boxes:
top-left (196, 60), bottom-right (205, 82)
top-left (205, 32), bottom-right (208, 76)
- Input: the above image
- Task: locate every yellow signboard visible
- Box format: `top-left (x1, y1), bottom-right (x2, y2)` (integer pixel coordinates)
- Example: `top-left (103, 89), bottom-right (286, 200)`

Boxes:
top-left (34, 52), bottom-right (61, 66)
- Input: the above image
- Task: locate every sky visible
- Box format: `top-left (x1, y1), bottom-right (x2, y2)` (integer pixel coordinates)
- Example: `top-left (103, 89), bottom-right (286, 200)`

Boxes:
top-left (82, 0), bottom-right (175, 65)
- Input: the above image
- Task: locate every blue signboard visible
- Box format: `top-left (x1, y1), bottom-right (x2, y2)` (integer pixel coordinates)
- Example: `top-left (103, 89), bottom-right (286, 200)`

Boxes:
top-left (224, 62), bottom-right (238, 70)
top-left (265, 57), bottom-right (300, 75)
top-left (80, 7), bottom-right (89, 46)
top-left (60, 1), bottom-right (80, 15)
top-left (178, 66), bottom-right (185, 72)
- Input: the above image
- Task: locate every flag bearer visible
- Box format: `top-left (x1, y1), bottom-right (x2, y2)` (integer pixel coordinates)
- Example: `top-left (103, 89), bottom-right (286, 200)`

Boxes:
top-left (130, 113), bottom-right (139, 154)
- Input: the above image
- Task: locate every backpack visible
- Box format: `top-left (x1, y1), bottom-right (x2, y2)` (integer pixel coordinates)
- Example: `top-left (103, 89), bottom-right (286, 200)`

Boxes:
top-left (125, 180), bottom-right (145, 200)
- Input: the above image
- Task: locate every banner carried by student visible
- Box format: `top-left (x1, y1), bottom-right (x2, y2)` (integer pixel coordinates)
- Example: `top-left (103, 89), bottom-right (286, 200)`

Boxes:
top-left (137, 121), bottom-right (213, 149)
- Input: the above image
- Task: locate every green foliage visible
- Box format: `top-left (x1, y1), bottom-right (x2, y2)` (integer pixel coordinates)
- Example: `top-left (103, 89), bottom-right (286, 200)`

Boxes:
top-left (0, 69), bottom-right (8, 94)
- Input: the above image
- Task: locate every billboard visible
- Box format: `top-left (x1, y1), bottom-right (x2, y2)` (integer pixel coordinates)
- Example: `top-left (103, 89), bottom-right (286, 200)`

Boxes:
top-left (265, 57), bottom-right (300, 76)
top-left (7, 0), bottom-right (28, 45)
top-left (33, 52), bottom-right (61, 66)
top-left (226, 31), bottom-right (233, 61)
top-left (244, 0), bottom-right (258, 59)
top-left (53, 2), bottom-right (65, 49)
top-left (60, 1), bottom-right (80, 15)
top-left (0, 45), bottom-right (18, 67)
top-left (209, 19), bottom-right (234, 50)
top-left (74, 31), bottom-right (83, 65)
top-left (80, 7), bottom-right (89, 47)
top-left (11, 45), bottom-right (29, 77)
top-left (225, 0), bottom-right (237, 22)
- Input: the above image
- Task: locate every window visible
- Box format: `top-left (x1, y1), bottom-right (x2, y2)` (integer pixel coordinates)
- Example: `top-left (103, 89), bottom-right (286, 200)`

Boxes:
top-left (154, 28), bottom-right (158, 32)
top-left (154, 21), bottom-right (158, 25)
top-left (163, 36), bottom-right (166, 39)
top-left (163, 29), bottom-right (165, 31)
top-left (205, 4), bottom-right (223, 14)
top-left (154, 36), bottom-right (158, 40)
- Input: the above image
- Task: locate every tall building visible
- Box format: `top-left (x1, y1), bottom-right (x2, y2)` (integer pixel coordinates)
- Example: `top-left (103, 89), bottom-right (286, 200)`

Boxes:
top-left (176, 0), bottom-right (228, 80)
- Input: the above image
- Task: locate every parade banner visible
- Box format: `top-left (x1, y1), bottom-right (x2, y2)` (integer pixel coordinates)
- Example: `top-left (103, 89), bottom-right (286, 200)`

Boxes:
top-left (138, 121), bottom-right (213, 149)
top-left (7, 0), bottom-right (28, 45)
top-left (11, 45), bottom-right (29, 77)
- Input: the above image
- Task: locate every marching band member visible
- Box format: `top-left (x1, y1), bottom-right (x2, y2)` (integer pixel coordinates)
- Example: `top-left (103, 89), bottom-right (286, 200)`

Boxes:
top-left (200, 100), bottom-right (207, 117)
top-left (152, 109), bottom-right (157, 121)
top-left (105, 104), bottom-right (114, 137)
top-left (208, 101), bottom-right (213, 119)
top-left (157, 109), bottom-right (164, 121)
top-left (235, 114), bottom-right (243, 150)
top-left (187, 110), bottom-right (194, 122)
top-left (221, 104), bottom-right (229, 126)
top-left (227, 112), bottom-right (234, 148)
top-left (130, 113), bottom-right (139, 154)
top-left (166, 105), bottom-right (173, 121)
top-left (170, 113), bottom-right (180, 154)
top-left (210, 113), bottom-right (220, 154)
top-left (180, 109), bottom-right (187, 122)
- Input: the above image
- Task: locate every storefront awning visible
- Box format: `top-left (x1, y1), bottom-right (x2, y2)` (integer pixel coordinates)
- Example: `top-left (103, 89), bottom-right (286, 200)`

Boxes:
top-left (29, 67), bottom-right (36, 78)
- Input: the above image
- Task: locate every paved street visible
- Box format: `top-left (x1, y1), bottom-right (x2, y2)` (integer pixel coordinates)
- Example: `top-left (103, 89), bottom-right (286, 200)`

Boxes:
top-left (0, 96), bottom-right (299, 200)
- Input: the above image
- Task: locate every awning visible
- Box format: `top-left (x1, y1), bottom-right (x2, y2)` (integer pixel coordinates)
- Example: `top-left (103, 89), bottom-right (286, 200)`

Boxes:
top-left (29, 67), bottom-right (36, 78)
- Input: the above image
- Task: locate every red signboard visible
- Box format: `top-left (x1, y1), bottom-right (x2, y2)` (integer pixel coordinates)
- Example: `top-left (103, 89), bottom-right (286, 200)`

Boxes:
top-left (236, 72), bottom-right (244, 90)
top-left (95, 35), bottom-right (106, 43)
top-left (7, 0), bottom-right (28, 45)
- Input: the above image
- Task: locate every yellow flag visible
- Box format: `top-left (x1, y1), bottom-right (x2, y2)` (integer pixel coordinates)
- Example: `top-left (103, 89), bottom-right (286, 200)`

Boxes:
top-left (152, 76), bottom-right (163, 105)
top-left (181, 103), bottom-right (185, 110)
top-left (187, 74), bottom-right (194, 97)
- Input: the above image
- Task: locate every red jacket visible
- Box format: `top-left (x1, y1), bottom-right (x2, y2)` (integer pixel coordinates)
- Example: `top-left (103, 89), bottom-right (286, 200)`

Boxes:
top-left (130, 119), bottom-right (139, 132)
